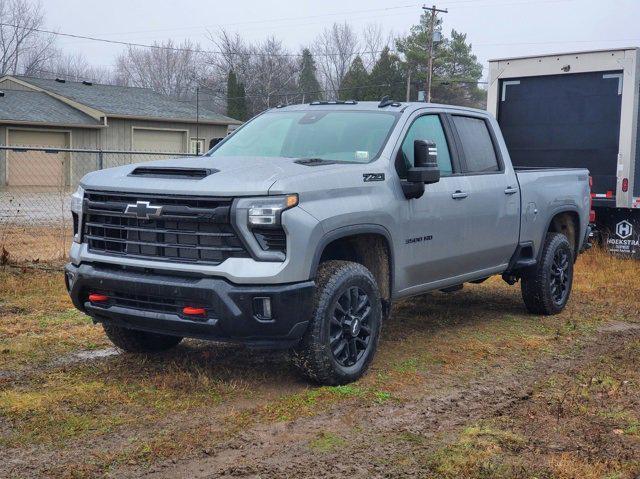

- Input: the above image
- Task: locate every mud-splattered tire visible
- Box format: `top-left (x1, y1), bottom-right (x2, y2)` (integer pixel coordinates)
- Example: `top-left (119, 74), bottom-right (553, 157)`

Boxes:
top-left (521, 232), bottom-right (574, 315)
top-left (293, 261), bottom-right (382, 385)
top-left (102, 323), bottom-right (182, 353)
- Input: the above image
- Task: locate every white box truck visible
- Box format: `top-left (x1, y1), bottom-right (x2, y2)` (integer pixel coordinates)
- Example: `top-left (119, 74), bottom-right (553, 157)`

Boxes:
top-left (488, 48), bottom-right (640, 257)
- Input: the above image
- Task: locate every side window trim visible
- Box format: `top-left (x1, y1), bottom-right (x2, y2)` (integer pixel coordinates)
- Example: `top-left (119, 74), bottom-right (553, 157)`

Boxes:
top-left (439, 113), bottom-right (464, 175)
top-left (447, 113), bottom-right (505, 176)
top-left (393, 112), bottom-right (460, 178)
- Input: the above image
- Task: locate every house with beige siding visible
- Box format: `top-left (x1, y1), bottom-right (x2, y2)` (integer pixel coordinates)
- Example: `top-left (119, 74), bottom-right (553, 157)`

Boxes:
top-left (0, 75), bottom-right (241, 187)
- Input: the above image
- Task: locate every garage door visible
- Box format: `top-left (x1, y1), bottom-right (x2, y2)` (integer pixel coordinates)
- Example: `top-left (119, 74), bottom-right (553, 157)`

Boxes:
top-left (132, 129), bottom-right (186, 153)
top-left (7, 130), bottom-right (69, 187)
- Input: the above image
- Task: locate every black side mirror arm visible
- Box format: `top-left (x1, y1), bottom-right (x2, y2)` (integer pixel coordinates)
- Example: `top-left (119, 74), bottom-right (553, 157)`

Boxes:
top-left (401, 181), bottom-right (425, 200)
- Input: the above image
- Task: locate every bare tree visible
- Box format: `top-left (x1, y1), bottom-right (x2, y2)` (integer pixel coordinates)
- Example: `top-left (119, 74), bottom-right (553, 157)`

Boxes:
top-left (361, 23), bottom-right (385, 72)
top-left (206, 30), bottom-right (298, 116)
top-left (311, 22), bottom-right (359, 99)
top-left (114, 39), bottom-right (204, 99)
top-left (0, 0), bottom-right (55, 75)
top-left (27, 51), bottom-right (112, 83)
top-left (250, 37), bottom-right (298, 109)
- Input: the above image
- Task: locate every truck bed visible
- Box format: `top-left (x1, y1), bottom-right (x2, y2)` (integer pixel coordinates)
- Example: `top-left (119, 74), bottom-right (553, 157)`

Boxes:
top-left (516, 167), bottom-right (591, 256)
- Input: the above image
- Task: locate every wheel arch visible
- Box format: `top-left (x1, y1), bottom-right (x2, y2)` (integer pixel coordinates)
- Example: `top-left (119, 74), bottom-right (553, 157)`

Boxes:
top-left (311, 225), bottom-right (394, 308)
top-left (541, 208), bottom-right (581, 259)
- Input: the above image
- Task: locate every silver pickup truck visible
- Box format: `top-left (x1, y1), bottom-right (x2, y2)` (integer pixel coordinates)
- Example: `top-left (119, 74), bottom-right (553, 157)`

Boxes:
top-left (65, 100), bottom-right (592, 385)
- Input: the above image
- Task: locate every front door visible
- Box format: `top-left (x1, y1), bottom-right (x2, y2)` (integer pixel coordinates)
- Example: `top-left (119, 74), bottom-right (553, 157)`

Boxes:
top-left (394, 113), bottom-right (472, 293)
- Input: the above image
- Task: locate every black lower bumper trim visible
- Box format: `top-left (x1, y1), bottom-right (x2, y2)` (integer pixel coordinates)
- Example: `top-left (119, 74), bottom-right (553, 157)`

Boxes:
top-left (65, 263), bottom-right (315, 347)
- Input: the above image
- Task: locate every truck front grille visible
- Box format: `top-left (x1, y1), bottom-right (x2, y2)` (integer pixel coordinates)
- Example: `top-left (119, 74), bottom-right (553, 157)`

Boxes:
top-left (83, 191), bottom-right (250, 265)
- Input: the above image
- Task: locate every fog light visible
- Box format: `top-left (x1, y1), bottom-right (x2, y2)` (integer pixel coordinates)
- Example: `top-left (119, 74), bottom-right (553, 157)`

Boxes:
top-left (253, 297), bottom-right (272, 321)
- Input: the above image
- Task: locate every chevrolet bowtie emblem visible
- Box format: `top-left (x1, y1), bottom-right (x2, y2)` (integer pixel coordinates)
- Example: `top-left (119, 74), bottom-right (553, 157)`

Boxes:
top-left (124, 201), bottom-right (163, 219)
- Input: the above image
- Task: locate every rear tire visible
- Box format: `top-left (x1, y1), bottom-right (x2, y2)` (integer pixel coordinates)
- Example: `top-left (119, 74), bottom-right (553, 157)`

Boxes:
top-left (293, 261), bottom-right (382, 385)
top-left (521, 232), bottom-right (574, 315)
top-left (102, 323), bottom-right (183, 353)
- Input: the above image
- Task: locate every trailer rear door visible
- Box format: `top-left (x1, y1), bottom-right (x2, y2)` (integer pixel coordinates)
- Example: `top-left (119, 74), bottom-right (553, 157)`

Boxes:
top-left (497, 71), bottom-right (622, 200)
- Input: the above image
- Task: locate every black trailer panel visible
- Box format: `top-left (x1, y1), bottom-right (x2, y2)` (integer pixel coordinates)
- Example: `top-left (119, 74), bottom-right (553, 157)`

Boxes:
top-left (635, 105), bottom-right (640, 197)
top-left (497, 71), bottom-right (623, 200)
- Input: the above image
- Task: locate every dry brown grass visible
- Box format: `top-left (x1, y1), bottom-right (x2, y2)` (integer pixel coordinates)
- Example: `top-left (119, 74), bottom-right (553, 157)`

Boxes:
top-left (0, 224), bottom-right (71, 263)
top-left (0, 247), bottom-right (638, 477)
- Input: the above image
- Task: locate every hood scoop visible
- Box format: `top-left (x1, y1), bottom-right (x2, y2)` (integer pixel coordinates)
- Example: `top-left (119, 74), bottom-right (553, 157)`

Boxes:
top-left (129, 166), bottom-right (218, 179)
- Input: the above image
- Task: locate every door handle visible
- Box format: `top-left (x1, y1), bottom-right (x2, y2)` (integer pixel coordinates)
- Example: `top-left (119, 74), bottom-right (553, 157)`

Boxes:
top-left (504, 187), bottom-right (518, 195)
top-left (451, 191), bottom-right (468, 199)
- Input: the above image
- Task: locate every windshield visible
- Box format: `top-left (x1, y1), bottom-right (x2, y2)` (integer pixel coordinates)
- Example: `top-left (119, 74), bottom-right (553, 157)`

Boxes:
top-left (209, 110), bottom-right (398, 163)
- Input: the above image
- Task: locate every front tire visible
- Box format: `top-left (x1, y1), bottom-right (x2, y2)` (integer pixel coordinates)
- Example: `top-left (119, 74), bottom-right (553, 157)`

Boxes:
top-left (521, 232), bottom-right (574, 315)
top-left (293, 261), bottom-right (382, 385)
top-left (102, 323), bottom-right (183, 352)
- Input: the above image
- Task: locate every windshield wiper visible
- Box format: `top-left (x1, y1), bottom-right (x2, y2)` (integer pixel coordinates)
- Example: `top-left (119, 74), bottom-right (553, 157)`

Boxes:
top-left (294, 158), bottom-right (339, 166)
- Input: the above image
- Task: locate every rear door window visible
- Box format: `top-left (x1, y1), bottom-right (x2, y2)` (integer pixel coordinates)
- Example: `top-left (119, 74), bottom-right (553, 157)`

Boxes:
top-left (451, 116), bottom-right (501, 173)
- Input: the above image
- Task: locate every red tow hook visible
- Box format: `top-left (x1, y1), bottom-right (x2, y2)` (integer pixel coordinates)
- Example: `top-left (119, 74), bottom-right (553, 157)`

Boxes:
top-left (88, 293), bottom-right (109, 303)
top-left (183, 306), bottom-right (207, 317)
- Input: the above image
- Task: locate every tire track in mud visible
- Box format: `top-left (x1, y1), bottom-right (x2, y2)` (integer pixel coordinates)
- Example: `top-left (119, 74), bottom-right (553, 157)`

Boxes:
top-left (126, 323), bottom-right (640, 479)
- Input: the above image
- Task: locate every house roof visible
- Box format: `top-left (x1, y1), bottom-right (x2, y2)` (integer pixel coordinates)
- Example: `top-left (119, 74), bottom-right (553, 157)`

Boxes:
top-left (0, 90), bottom-right (102, 126)
top-left (10, 76), bottom-right (240, 125)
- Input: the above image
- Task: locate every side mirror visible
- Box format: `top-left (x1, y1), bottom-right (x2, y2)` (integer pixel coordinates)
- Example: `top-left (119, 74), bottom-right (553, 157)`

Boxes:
top-left (407, 140), bottom-right (440, 184)
top-left (401, 140), bottom-right (441, 200)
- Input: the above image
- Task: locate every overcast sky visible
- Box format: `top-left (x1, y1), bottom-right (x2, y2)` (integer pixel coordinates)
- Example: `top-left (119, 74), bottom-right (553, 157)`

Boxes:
top-left (44, 0), bottom-right (640, 77)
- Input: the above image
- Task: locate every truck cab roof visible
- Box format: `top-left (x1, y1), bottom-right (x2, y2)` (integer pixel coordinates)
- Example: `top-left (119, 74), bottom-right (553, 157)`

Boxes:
top-left (273, 101), bottom-right (490, 117)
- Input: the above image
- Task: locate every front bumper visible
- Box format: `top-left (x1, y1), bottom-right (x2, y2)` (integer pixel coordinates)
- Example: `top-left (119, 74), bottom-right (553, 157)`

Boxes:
top-left (65, 263), bottom-right (315, 348)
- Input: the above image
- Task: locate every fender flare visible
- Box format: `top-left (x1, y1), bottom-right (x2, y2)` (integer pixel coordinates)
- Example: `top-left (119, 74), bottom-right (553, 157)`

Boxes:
top-left (310, 224), bottom-right (395, 283)
top-left (539, 207), bottom-right (582, 261)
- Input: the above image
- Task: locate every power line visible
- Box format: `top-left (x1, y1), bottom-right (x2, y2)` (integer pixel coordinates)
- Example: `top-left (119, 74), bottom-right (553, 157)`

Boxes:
top-left (88, 3), bottom-right (422, 37)
top-left (0, 22), bottom-right (392, 59)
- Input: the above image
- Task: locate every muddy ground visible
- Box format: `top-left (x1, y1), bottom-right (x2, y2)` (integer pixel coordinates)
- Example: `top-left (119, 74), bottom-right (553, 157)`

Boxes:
top-left (1, 249), bottom-right (639, 478)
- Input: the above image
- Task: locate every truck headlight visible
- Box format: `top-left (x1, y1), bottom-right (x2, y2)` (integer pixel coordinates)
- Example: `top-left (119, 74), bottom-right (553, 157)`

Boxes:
top-left (247, 194), bottom-right (298, 228)
top-left (232, 195), bottom-right (298, 261)
top-left (70, 186), bottom-right (84, 243)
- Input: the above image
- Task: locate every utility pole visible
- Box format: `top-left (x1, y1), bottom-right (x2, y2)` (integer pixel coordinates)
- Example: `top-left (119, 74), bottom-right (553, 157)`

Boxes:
top-left (422, 4), bottom-right (447, 103)
top-left (195, 86), bottom-right (200, 155)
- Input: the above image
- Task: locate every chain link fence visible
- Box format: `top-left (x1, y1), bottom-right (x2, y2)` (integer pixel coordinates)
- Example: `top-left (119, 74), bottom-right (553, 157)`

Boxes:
top-left (0, 145), bottom-right (197, 264)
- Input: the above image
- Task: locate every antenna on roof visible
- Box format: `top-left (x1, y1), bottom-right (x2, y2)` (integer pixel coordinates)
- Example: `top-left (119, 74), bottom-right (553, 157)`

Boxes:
top-left (54, 78), bottom-right (66, 83)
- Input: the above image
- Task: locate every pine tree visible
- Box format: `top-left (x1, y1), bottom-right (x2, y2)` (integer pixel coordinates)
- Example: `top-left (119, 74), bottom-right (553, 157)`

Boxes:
top-left (339, 56), bottom-right (369, 101)
top-left (226, 70), bottom-right (247, 121)
top-left (367, 47), bottom-right (406, 101)
top-left (396, 14), bottom-right (485, 107)
top-left (433, 30), bottom-right (485, 108)
top-left (297, 48), bottom-right (322, 103)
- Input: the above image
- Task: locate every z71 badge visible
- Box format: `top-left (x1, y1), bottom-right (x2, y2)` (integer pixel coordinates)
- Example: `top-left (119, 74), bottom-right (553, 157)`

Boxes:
top-left (363, 173), bottom-right (385, 182)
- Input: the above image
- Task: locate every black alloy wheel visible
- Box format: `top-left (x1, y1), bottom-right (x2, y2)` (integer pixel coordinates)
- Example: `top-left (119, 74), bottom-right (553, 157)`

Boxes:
top-left (329, 286), bottom-right (374, 367)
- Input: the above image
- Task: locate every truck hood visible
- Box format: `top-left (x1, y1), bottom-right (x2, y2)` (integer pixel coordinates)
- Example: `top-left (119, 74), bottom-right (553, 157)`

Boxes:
top-left (80, 155), bottom-right (344, 196)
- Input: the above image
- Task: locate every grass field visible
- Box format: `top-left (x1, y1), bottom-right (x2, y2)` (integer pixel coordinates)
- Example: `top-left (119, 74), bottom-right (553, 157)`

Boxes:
top-left (0, 248), bottom-right (638, 478)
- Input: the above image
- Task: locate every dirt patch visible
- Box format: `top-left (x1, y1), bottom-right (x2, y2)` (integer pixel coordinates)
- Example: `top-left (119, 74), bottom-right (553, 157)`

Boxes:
top-left (116, 324), bottom-right (640, 479)
top-left (0, 249), bottom-right (639, 478)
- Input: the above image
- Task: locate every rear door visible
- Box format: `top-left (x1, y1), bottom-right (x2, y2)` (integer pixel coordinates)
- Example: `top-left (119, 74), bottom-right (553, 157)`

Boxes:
top-left (448, 114), bottom-right (520, 272)
top-left (497, 71), bottom-right (623, 202)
